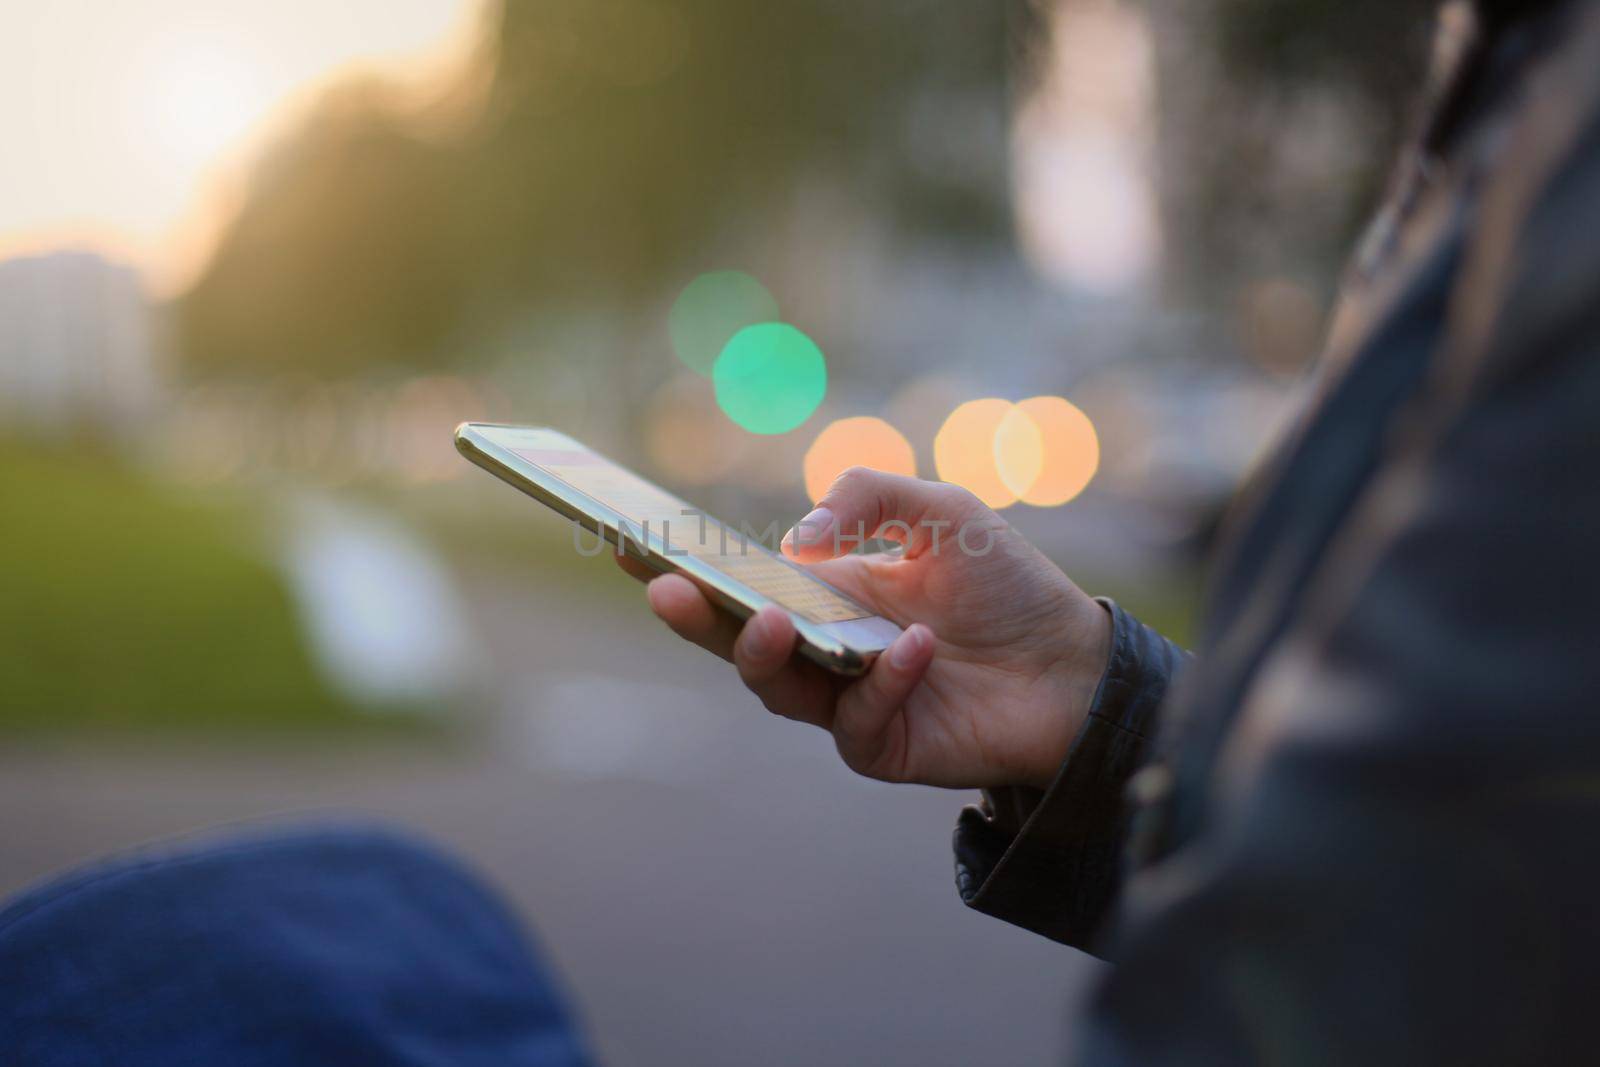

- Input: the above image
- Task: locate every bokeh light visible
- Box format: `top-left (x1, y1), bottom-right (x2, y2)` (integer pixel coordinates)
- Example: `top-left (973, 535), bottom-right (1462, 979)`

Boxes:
top-left (802, 416), bottom-right (916, 503)
top-left (934, 398), bottom-right (1022, 508)
top-left (934, 395), bottom-right (1100, 508)
top-left (713, 322), bottom-right (827, 435)
top-left (885, 373), bottom-right (979, 475)
top-left (994, 405), bottom-right (1045, 500)
top-left (644, 373), bottom-right (741, 485)
top-left (1014, 395), bottom-right (1099, 505)
top-left (668, 270), bottom-right (780, 376)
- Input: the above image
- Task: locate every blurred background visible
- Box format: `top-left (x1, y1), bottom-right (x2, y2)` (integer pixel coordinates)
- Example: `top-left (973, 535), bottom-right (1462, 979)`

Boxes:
top-left (0, 0), bottom-right (1434, 1062)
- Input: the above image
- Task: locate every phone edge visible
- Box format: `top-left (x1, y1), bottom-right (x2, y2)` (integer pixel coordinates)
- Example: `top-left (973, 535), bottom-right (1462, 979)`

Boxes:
top-left (454, 423), bottom-right (881, 677)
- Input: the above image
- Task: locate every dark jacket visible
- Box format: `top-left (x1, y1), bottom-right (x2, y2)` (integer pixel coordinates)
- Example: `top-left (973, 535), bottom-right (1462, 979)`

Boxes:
top-left (954, 2), bottom-right (1600, 1063)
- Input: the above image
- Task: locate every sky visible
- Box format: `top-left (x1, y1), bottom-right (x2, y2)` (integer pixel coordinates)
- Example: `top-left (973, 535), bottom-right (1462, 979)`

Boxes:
top-left (0, 0), bottom-right (478, 294)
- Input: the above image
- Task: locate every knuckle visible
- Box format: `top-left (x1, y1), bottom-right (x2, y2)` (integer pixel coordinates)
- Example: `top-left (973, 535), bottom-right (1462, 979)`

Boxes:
top-left (934, 484), bottom-right (996, 529)
top-left (938, 481), bottom-right (983, 513)
top-left (828, 465), bottom-right (876, 497)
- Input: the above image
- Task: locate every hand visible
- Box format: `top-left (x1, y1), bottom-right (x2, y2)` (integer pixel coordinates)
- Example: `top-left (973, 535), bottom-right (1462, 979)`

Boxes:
top-left (618, 468), bottom-right (1112, 790)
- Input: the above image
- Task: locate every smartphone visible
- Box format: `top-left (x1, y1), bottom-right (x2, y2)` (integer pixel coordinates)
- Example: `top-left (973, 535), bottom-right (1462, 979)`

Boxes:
top-left (454, 423), bottom-right (903, 675)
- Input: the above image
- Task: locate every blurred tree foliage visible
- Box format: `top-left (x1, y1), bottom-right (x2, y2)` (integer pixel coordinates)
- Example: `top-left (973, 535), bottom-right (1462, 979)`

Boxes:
top-left (1156, 0), bottom-right (1441, 299)
top-left (180, 0), bottom-right (1036, 377)
top-left (181, 0), bottom-right (1448, 378)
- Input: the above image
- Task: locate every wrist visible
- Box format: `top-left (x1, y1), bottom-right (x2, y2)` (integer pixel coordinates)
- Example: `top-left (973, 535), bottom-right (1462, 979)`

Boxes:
top-left (1019, 595), bottom-right (1114, 790)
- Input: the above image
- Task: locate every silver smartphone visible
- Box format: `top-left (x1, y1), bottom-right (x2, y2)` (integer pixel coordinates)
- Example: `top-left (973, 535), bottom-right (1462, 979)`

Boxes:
top-left (455, 423), bottom-right (903, 675)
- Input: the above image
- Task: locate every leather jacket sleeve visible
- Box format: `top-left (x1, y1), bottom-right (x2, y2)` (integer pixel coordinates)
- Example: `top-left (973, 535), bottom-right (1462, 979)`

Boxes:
top-left (952, 600), bottom-right (1188, 957)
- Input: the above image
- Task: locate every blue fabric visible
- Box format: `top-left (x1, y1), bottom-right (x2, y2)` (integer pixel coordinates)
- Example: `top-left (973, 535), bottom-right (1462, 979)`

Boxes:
top-left (0, 823), bottom-right (592, 1067)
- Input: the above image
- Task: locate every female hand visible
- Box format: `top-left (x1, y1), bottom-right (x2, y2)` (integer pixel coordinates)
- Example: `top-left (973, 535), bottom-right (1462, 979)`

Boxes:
top-left (619, 468), bottom-right (1111, 790)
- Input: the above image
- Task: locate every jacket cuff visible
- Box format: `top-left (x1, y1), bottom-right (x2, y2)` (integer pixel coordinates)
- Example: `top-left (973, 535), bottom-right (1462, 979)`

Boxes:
top-left (953, 598), bottom-right (1186, 956)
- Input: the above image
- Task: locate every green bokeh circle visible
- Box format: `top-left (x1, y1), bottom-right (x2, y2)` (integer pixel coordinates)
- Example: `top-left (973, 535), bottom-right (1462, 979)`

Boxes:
top-left (712, 323), bottom-right (828, 435)
top-left (668, 270), bottom-right (780, 376)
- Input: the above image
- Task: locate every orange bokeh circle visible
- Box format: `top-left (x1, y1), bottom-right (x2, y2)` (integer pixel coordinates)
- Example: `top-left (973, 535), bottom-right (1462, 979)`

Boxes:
top-left (803, 416), bottom-right (917, 503)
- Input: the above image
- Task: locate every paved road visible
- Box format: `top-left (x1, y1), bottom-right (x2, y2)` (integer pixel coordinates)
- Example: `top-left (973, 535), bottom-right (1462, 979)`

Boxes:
top-left (0, 558), bottom-right (1103, 1066)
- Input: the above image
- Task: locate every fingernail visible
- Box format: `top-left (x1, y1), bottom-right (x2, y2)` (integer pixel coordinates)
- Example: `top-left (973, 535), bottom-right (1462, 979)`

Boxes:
top-left (744, 614), bottom-right (771, 657)
top-left (782, 506), bottom-right (835, 554)
top-left (889, 626), bottom-right (925, 670)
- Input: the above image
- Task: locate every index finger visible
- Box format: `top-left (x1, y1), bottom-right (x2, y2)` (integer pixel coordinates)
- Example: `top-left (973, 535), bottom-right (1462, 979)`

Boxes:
top-left (614, 552), bottom-right (659, 584)
top-left (645, 573), bottom-right (741, 662)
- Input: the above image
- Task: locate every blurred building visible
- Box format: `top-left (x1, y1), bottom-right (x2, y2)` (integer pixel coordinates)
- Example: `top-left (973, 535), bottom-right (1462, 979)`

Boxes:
top-left (0, 251), bottom-right (165, 432)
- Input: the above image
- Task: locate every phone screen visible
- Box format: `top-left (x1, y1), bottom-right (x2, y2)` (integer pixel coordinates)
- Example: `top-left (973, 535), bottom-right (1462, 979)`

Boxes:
top-left (508, 439), bottom-right (871, 625)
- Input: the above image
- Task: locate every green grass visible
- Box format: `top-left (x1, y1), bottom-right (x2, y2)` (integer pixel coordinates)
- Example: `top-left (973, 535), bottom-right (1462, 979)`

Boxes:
top-left (0, 442), bottom-right (411, 734)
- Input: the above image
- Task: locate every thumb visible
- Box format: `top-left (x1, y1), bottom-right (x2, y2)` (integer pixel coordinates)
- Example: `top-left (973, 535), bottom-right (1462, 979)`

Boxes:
top-left (781, 468), bottom-right (982, 562)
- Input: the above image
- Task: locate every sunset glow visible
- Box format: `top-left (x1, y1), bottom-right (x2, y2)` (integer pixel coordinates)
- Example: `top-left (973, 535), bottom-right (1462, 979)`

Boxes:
top-left (0, 0), bottom-right (478, 293)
